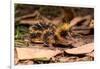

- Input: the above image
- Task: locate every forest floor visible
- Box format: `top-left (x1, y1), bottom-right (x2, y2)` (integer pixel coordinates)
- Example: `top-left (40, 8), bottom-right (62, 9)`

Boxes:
top-left (14, 4), bottom-right (94, 65)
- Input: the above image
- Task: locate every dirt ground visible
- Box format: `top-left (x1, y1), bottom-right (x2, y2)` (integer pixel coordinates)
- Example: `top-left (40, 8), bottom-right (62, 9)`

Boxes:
top-left (14, 4), bottom-right (94, 65)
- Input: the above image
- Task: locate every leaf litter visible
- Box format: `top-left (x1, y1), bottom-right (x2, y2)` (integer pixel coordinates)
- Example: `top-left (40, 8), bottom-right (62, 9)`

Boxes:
top-left (14, 4), bottom-right (94, 65)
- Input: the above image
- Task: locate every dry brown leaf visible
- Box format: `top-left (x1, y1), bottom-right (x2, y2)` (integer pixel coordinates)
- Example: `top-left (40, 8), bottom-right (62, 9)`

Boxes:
top-left (15, 11), bottom-right (40, 21)
top-left (22, 60), bottom-right (34, 65)
top-left (65, 43), bottom-right (94, 55)
top-left (86, 52), bottom-right (94, 57)
top-left (14, 49), bottom-right (19, 65)
top-left (17, 60), bottom-right (34, 65)
top-left (58, 57), bottom-right (70, 62)
top-left (70, 17), bottom-right (82, 27)
top-left (89, 20), bottom-right (94, 29)
top-left (16, 48), bottom-right (61, 60)
top-left (59, 57), bottom-right (79, 62)
top-left (70, 15), bottom-right (92, 27)
top-left (14, 58), bottom-right (19, 65)
top-left (19, 19), bottom-right (41, 25)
